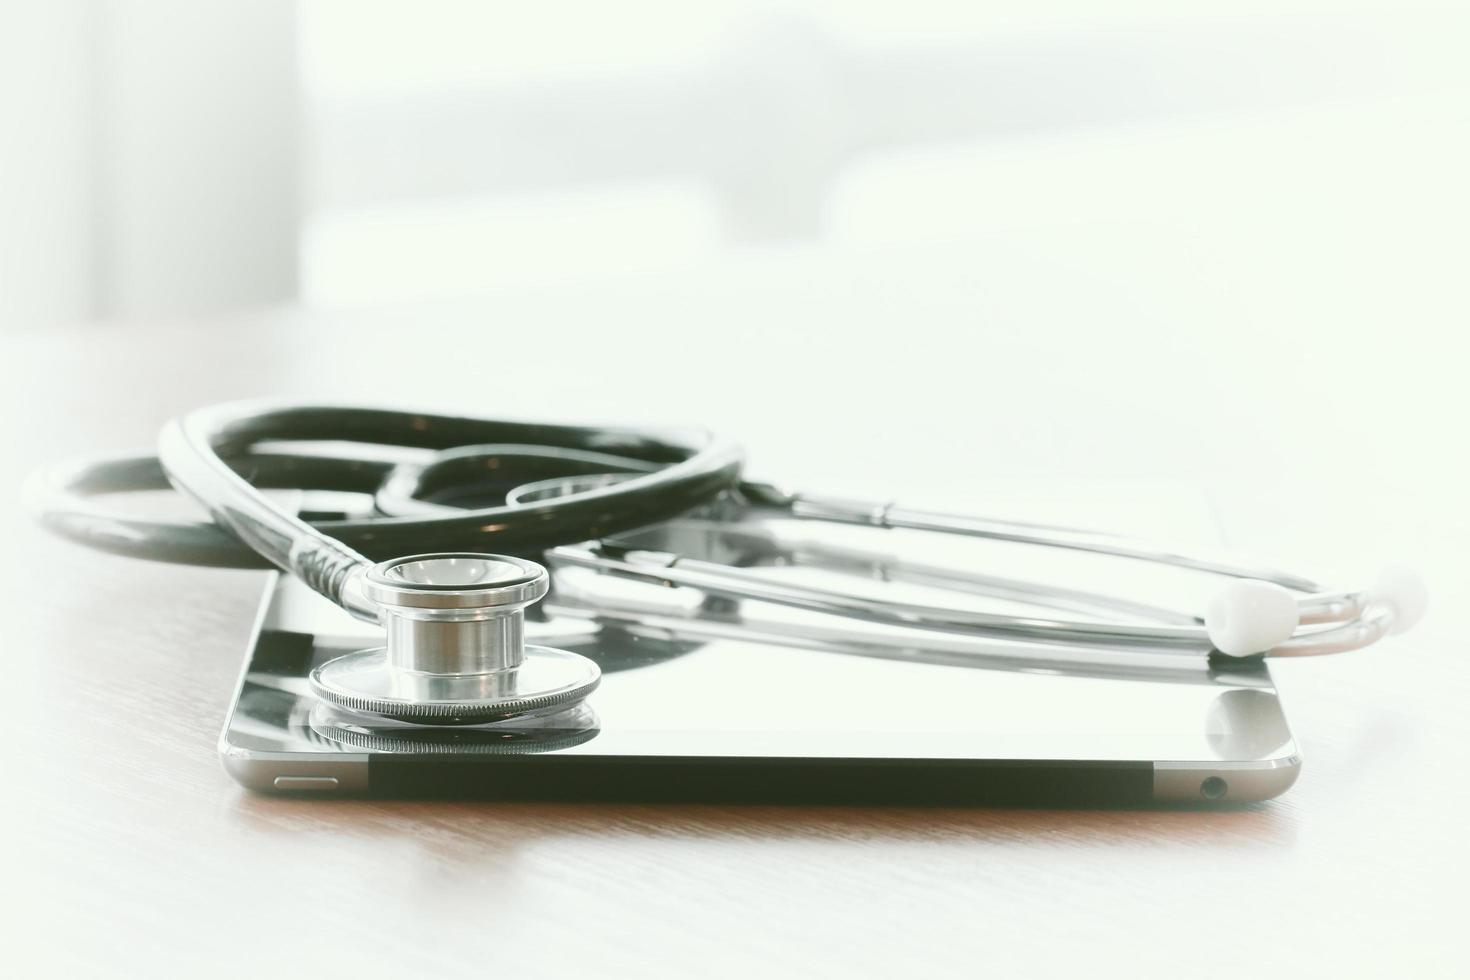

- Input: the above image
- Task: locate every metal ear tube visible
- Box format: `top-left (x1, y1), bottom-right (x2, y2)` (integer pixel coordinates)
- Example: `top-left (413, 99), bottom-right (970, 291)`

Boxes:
top-left (308, 554), bottom-right (601, 725)
top-left (29, 401), bottom-right (1426, 688)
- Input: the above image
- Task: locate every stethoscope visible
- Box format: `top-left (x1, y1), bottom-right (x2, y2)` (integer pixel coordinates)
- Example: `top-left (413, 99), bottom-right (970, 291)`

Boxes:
top-left (30, 401), bottom-right (1427, 726)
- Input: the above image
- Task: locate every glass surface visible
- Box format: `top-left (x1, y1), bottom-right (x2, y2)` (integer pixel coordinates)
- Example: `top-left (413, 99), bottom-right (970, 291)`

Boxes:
top-left (224, 571), bottom-right (1294, 765)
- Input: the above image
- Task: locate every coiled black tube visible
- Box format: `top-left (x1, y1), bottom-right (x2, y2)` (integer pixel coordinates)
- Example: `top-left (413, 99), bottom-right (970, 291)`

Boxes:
top-left (29, 402), bottom-right (745, 608)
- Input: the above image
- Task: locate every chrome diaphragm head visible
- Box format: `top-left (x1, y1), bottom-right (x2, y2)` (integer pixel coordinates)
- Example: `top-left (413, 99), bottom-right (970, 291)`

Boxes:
top-left (308, 553), bottom-right (600, 725)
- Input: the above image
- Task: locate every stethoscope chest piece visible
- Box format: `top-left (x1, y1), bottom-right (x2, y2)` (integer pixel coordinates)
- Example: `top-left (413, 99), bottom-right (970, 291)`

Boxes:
top-left (308, 553), bottom-right (601, 725)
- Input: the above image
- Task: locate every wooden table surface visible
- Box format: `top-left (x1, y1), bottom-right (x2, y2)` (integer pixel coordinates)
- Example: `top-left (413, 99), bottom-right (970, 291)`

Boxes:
top-left (4, 248), bottom-right (1466, 978)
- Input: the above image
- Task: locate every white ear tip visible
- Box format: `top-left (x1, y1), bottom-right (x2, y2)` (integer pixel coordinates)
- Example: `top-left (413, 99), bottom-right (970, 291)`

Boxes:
top-left (1205, 580), bottom-right (1301, 657)
top-left (1375, 563), bottom-right (1427, 635)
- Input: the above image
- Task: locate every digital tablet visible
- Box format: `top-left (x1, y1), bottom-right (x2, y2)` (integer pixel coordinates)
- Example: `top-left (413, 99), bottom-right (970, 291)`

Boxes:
top-left (220, 564), bottom-right (1299, 805)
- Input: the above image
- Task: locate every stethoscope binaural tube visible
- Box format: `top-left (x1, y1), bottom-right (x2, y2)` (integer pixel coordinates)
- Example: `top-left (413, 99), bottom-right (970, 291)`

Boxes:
top-left (30, 402), bottom-right (742, 569)
top-left (26, 401), bottom-right (1426, 673)
top-left (156, 402), bottom-right (743, 602)
top-left (546, 542), bottom-right (1424, 659)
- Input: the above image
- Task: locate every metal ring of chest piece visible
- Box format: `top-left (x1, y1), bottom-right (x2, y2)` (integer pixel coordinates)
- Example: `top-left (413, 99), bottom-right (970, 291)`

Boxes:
top-left (308, 553), bottom-right (601, 725)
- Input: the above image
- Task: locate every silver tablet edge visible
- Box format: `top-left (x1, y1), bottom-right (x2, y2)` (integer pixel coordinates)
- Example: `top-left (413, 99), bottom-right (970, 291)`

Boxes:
top-left (1153, 755), bottom-right (1301, 803)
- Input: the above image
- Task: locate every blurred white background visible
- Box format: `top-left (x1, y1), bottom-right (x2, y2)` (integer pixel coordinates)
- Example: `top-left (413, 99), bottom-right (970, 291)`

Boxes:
top-left (3, 0), bottom-right (1468, 555)
top-left (3, 0), bottom-right (1466, 321)
top-left (5, 0), bottom-right (1467, 552)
